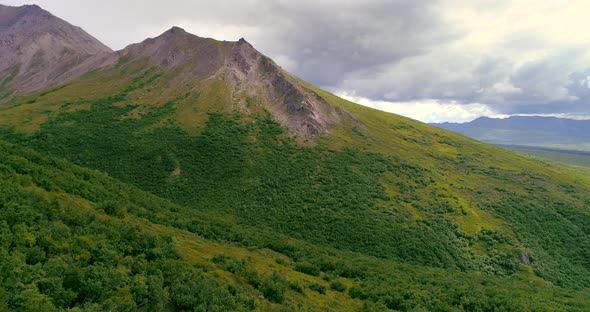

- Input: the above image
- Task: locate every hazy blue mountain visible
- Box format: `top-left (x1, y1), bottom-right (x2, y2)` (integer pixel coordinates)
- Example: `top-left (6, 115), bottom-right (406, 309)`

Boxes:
top-left (432, 116), bottom-right (590, 151)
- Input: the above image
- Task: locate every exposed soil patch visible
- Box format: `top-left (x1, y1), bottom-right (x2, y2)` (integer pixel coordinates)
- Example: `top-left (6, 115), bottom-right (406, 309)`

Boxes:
top-left (171, 167), bottom-right (182, 177)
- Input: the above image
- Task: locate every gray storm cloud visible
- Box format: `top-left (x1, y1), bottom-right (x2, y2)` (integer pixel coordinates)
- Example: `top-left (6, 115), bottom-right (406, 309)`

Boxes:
top-left (4, 0), bottom-right (590, 118)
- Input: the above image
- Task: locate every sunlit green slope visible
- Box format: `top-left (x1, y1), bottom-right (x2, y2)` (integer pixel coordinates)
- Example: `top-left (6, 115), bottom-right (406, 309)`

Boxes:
top-left (1, 56), bottom-right (590, 310)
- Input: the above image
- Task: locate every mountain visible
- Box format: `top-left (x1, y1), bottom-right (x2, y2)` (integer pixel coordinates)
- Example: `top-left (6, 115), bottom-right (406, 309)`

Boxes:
top-left (116, 26), bottom-right (341, 139)
top-left (433, 116), bottom-right (590, 151)
top-left (1, 4), bottom-right (590, 311)
top-left (0, 4), bottom-right (114, 99)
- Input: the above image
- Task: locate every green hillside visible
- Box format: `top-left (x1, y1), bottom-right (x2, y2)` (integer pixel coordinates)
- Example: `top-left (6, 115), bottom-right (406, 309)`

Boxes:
top-left (1, 132), bottom-right (589, 311)
top-left (0, 55), bottom-right (590, 311)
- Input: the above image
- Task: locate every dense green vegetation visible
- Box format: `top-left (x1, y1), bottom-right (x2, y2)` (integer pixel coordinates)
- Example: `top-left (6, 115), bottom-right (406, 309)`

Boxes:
top-left (1, 137), bottom-right (589, 311)
top-left (1, 63), bottom-right (590, 310)
top-left (0, 141), bottom-right (257, 311)
top-left (0, 93), bottom-right (519, 275)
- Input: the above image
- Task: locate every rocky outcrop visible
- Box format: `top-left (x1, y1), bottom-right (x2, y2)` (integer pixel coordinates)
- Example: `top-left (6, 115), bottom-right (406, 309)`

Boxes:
top-left (224, 36), bottom-right (339, 138)
top-left (520, 251), bottom-right (530, 265)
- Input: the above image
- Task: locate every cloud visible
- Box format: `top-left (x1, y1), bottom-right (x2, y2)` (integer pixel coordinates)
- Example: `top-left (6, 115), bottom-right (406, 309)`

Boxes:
top-left (338, 93), bottom-right (506, 123)
top-left (5, 0), bottom-right (590, 120)
top-left (257, 0), bottom-right (461, 88)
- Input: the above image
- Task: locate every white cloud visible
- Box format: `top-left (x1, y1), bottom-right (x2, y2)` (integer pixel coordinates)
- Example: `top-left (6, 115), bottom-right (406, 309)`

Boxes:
top-left (271, 54), bottom-right (298, 72)
top-left (491, 81), bottom-right (521, 95)
top-left (338, 93), bottom-right (590, 123)
top-left (338, 93), bottom-right (506, 123)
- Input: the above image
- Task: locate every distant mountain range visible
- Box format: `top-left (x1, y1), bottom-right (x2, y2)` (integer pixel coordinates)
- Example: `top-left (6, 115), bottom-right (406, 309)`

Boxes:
top-left (432, 116), bottom-right (590, 151)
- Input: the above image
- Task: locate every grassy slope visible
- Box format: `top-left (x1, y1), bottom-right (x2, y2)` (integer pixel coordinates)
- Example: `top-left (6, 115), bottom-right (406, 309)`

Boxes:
top-left (313, 86), bottom-right (590, 286)
top-left (0, 59), bottom-right (589, 309)
top-left (0, 139), bottom-right (369, 311)
top-left (1, 138), bottom-right (589, 311)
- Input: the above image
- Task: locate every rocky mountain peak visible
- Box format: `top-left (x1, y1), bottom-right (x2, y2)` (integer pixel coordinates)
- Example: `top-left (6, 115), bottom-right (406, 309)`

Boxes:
top-left (0, 4), bottom-right (114, 96)
top-left (166, 26), bottom-right (186, 34)
top-left (116, 26), bottom-right (341, 138)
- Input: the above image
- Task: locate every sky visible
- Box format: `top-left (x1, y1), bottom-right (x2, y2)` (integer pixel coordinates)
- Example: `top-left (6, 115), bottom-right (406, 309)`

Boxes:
top-left (5, 0), bottom-right (590, 122)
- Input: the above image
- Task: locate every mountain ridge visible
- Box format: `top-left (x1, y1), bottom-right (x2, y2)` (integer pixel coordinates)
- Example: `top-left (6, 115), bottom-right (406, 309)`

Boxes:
top-left (433, 115), bottom-right (590, 150)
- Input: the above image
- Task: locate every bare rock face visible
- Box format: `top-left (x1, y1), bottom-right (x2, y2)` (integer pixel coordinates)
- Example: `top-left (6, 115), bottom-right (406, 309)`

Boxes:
top-left (225, 39), bottom-right (339, 138)
top-left (520, 251), bottom-right (530, 265)
top-left (0, 4), bottom-right (115, 95)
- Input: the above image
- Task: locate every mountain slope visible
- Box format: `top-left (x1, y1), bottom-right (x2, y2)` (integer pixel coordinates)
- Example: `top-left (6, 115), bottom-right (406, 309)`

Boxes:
top-left (0, 139), bottom-right (367, 311)
top-left (1, 136), bottom-right (589, 311)
top-left (1, 5), bottom-right (590, 311)
top-left (433, 116), bottom-right (590, 151)
top-left (112, 26), bottom-right (342, 139)
top-left (0, 4), bottom-right (114, 98)
top-left (2, 46), bottom-right (590, 289)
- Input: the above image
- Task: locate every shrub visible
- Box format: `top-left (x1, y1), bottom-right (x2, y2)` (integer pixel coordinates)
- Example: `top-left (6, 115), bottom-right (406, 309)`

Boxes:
top-left (261, 272), bottom-right (287, 303)
top-left (308, 283), bottom-right (326, 295)
top-left (348, 286), bottom-right (367, 299)
top-left (97, 201), bottom-right (126, 218)
top-left (211, 254), bottom-right (229, 264)
top-left (330, 280), bottom-right (347, 292)
top-left (294, 262), bottom-right (320, 276)
top-left (243, 269), bottom-right (261, 289)
top-left (288, 281), bottom-right (304, 294)
top-left (226, 258), bottom-right (247, 274)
